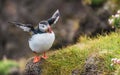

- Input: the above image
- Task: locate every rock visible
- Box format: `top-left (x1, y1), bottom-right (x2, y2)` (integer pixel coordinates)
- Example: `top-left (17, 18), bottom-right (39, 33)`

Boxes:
top-left (24, 57), bottom-right (45, 75)
top-left (80, 54), bottom-right (103, 75)
top-left (72, 69), bottom-right (80, 75)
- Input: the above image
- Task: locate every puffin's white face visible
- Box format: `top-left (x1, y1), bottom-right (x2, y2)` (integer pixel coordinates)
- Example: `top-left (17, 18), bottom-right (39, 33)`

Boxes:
top-left (39, 21), bottom-right (52, 33)
top-left (39, 24), bottom-right (48, 32)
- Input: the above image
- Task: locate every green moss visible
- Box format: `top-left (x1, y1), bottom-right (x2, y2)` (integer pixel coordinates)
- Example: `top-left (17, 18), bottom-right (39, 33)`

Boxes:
top-left (42, 46), bottom-right (90, 75)
top-left (0, 60), bottom-right (18, 75)
top-left (41, 32), bottom-right (120, 75)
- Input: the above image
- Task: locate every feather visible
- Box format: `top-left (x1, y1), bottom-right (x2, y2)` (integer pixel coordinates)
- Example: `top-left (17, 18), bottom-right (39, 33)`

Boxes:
top-left (9, 22), bottom-right (34, 32)
top-left (48, 9), bottom-right (60, 25)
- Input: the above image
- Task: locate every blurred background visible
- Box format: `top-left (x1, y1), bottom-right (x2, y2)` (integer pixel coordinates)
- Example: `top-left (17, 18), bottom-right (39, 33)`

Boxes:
top-left (0, 0), bottom-right (120, 74)
top-left (0, 0), bottom-right (117, 60)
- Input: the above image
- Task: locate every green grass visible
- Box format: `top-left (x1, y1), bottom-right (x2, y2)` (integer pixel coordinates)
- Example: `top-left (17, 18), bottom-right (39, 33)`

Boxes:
top-left (41, 32), bottom-right (120, 75)
top-left (0, 60), bottom-right (19, 75)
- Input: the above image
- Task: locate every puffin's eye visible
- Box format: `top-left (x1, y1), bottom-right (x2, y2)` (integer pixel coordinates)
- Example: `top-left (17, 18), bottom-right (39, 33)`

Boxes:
top-left (42, 25), bottom-right (45, 28)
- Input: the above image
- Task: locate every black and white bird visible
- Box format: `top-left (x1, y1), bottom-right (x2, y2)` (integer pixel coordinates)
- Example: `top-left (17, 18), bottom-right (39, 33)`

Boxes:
top-left (10, 10), bottom-right (60, 63)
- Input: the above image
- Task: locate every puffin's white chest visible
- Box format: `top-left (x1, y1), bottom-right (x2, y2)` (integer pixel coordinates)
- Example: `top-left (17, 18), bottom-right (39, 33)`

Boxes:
top-left (28, 32), bottom-right (55, 53)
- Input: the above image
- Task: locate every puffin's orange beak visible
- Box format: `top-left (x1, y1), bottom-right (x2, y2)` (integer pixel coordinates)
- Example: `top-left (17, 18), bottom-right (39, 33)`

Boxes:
top-left (47, 26), bottom-right (52, 33)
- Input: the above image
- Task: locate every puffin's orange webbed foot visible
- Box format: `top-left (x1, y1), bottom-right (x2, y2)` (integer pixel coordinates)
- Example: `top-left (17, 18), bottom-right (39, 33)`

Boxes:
top-left (33, 56), bottom-right (41, 63)
top-left (41, 52), bottom-right (48, 59)
top-left (42, 56), bottom-right (48, 59)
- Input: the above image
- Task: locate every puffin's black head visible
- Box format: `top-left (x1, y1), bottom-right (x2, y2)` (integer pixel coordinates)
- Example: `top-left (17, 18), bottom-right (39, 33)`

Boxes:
top-left (38, 21), bottom-right (52, 33)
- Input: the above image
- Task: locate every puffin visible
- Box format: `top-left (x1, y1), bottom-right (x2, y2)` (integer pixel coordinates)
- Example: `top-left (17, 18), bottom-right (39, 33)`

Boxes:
top-left (10, 10), bottom-right (60, 63)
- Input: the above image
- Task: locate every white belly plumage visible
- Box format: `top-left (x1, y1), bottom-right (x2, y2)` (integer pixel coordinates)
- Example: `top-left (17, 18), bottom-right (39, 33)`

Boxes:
top-left (28, 32), bottom-right (55, 53)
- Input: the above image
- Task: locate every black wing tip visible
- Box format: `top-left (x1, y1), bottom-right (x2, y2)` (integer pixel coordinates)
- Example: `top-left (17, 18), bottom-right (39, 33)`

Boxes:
top-left (8, 21), bottom-right (16, 24)
top-left (54, 9), bottom-right (60, 17)
top-left (47, 9), bottom-right (60, 25)
top-left (56, 9), bottom-right (60, 13)
top-left (8, 21), bottom-right (24, 26)
top-left (8, 21), bottom-right (18, 25)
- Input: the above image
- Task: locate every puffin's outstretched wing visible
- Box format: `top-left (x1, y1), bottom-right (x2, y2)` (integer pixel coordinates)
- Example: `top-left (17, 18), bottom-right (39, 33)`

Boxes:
top-left (47, 9), bottom-right (60, 25)
top-left (9, 22), bottom-right (36, 33)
